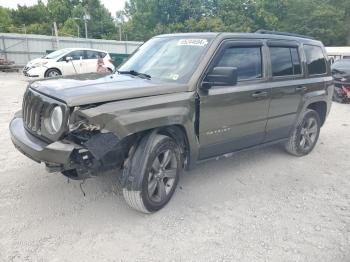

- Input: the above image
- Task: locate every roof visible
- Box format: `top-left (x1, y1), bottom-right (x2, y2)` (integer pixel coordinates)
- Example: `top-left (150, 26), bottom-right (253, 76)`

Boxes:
top-left (59, 47), bottom-right (109, 52)
top-left (156, 32), bottom-right (323, 45)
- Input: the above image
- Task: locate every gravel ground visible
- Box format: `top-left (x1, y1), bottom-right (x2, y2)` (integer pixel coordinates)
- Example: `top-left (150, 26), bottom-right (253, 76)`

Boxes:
top-left (0, 72), bottom-right (350, 262)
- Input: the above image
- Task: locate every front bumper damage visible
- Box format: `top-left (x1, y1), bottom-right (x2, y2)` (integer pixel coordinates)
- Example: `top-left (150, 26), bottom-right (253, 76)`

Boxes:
top-left (10, 116), bottom-right (127, 180)
top-left (23, 66), bottom-right (46, 78)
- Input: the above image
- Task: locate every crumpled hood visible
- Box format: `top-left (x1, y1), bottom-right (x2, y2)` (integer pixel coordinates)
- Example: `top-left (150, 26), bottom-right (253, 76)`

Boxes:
top-left (332, 67), bottom-right (350, 84)
top-left (30, 73), bottom-right (188, 106)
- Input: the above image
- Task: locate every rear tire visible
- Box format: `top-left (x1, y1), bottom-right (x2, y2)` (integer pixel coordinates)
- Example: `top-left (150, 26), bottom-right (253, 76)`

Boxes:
top-left (285, 109), bottom-right (321, 156)
top-left (122, 134), bottom-right (182, 213)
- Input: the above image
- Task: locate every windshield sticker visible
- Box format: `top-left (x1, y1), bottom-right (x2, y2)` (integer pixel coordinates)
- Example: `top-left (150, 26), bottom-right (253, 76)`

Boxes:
top-left (165, 73), bottom-right (179, 80)
top-left (177, 39), bottom-right (208, 47)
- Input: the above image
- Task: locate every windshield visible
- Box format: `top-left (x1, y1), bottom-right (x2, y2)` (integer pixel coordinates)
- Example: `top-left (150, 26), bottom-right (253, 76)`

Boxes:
top-left (44, 49), bottom-right (71, 59)
top-left (118, 36), bottom-right (213, 83)
top-left (332, 59), bottom-right (350, 69)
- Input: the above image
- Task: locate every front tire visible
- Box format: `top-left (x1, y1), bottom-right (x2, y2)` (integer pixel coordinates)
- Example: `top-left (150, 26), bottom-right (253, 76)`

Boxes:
top-left (45, 68), bottom-right (61, 78)
top-left (122, 134), bottom-right (182, 213)
top-left (285, 109), bottom-right (321, 156)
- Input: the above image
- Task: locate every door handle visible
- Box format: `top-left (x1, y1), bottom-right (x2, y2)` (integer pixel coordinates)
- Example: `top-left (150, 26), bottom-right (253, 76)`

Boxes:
top-left (252, 91), bottom-right (268, 98)
top-left (296, 86), bottom-right (308, 92)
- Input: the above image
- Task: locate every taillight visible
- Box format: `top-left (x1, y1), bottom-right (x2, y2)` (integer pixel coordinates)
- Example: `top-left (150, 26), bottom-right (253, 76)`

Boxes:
top-left (109, 58), bottom-right (113, 63)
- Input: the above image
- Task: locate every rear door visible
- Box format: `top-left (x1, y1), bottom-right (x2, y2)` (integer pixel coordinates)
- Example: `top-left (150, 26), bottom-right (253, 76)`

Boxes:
top-left (198, 40), bottom-right (271, 159)
top-left (264, 41), bottom-right (305, 141)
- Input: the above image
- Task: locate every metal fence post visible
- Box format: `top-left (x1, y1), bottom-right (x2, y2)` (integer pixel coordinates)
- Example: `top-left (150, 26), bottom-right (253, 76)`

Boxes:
top-left (1, 35), bottom-right (7, 60)
top-left (25, 34), bottom-right (30, 61)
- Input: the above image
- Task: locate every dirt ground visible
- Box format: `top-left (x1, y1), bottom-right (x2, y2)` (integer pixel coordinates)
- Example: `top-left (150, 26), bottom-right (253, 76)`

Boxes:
top-left (0, 72), bottom-right (349, 262)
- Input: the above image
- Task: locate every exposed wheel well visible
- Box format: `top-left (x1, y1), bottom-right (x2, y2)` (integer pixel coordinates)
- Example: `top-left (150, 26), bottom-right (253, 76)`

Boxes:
top-left (158, 125), bottom-right (190, 169)
top-left (125, 126), bottom-right (189, 169)
top-left (122, 125), bottom-right (190, 169)
top-left (44, 68), bottom-right (62, 77)
top-left (307, 101), bottom-right (327, 126)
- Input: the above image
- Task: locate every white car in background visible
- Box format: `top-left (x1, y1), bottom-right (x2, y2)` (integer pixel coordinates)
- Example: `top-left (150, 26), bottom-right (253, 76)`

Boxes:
top-left (23, 48), bottom-right (115, 78)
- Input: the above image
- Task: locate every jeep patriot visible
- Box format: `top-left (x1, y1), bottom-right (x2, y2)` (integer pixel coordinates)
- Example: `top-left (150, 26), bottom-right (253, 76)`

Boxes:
top-left (10, 31), bottom-right (334, 213)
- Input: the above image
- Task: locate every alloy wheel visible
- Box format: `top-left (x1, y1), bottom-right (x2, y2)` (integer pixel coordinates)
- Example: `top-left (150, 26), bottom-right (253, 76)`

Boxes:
top-left (48, 71), bottom-right (59, 77)
top-left (147, 149), bottom-right (177, 203)
top-left (299, 117), bottom-right (318, 151)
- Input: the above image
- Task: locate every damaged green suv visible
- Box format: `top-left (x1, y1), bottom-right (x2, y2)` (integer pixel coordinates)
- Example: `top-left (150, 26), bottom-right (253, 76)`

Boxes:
top-left (10, 32), bottom-right (333, 213)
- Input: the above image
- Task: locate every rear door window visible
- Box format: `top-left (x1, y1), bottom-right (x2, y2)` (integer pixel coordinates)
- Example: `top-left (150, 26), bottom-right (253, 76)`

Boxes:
top-left (85, 50), bottom-right (99, 59)
top-left (304, 45), bottom-right (327, 75)
top-left (270, 47), bottom-right (301, 77)
top-left (216, 46), bottom-right (263, 81)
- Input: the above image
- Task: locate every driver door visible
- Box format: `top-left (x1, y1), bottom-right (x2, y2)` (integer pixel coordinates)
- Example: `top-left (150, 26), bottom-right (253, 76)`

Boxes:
top-left (58, 50), bottom-right (84, 75)
top-left (198, 40), bottom-right (271, 159)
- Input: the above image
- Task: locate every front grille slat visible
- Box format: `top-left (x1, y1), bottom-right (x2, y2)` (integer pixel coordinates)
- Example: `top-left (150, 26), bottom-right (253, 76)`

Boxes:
top-left (33, 102), bottom-right (44, 131)
top-left (24, 95), bottom-right (31, 127)
top-left (29, 96), bottom-right (39, 130)
top-left (22, 96), bottom-right (27, 123)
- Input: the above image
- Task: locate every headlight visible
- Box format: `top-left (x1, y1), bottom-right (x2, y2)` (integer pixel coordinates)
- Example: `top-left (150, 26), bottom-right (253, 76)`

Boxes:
top-left (32, 61), bottom-right (48, 68)
top-left (49, 106), bottom-right (63, 133)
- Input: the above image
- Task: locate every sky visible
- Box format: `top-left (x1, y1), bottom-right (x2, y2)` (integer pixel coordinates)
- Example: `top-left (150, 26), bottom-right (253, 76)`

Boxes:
top-left (0, 0), bottom-right (127, 17)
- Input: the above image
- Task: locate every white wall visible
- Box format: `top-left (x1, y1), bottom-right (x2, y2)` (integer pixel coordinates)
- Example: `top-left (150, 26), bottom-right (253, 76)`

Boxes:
top-left (0, 33), bottom-right (142, 66)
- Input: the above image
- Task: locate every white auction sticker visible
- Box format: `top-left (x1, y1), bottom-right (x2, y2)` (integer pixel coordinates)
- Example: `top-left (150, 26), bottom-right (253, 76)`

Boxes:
top-left (177, 39), bottom-right (208, 47)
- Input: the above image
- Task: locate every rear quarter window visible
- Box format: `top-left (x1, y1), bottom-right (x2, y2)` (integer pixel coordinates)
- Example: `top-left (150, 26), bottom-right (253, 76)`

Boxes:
top-left (99, 52), bottom-right (107, 58)
top-left (304, 45), bottom-right (327, 75)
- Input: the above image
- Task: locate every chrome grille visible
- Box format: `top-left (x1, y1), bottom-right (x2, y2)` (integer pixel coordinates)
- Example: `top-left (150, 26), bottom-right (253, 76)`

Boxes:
top-left (22, 89), bottom-right (46, 133)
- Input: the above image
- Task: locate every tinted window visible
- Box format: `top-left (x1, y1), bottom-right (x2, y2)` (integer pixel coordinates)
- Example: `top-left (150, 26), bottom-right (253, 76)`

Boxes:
top-left (270, 47), bottom-right (301, 76)
top-left (216, 47), bottom-right (262, 81)
top-left (304, 45), bottom-right (327, 75)
top-left (67, 50), bottom-right (84, 60)
top-left (332, 59), bottom-right (350, 69)
top-left (270, 47), bottom-right (293, 76)
top-left (85, 50), bottom-right (99, 59)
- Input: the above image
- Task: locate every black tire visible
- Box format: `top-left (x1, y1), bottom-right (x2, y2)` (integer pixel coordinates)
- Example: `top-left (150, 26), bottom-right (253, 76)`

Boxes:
top-left (122, 134), bottom-right (182, 213)
top-left (285, 109), bottom-right (321, 156)
top-left (45, 68), bottom-right (61, 78)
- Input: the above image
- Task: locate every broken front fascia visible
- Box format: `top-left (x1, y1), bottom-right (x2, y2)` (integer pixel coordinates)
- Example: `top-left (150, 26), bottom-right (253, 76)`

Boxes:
top-left (64, 109), bottom-right (131, 178)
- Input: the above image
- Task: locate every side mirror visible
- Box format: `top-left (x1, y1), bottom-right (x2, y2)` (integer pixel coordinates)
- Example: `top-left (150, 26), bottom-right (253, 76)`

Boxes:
top-left (65, 56), bottom-right (73, 62)
top-left (202, 67), bottom-right (238, 89)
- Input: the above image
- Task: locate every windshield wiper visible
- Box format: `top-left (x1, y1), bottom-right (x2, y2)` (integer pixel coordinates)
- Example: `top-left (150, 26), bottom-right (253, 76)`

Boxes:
top-left (118, 70), bottom-right (151, 79)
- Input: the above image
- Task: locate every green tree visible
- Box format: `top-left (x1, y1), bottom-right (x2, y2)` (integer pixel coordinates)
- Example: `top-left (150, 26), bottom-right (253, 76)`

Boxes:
top-left (0, 7), bottom-right (13, 32)
top-left (1, 0), bottom-right (349, 45)
top-left (11, 0), bottom-right (48, 27)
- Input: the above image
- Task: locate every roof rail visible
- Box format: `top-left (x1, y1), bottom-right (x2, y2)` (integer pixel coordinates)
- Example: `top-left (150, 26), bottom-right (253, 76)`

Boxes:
top-left (255, 29), bottom-right (315, 40)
